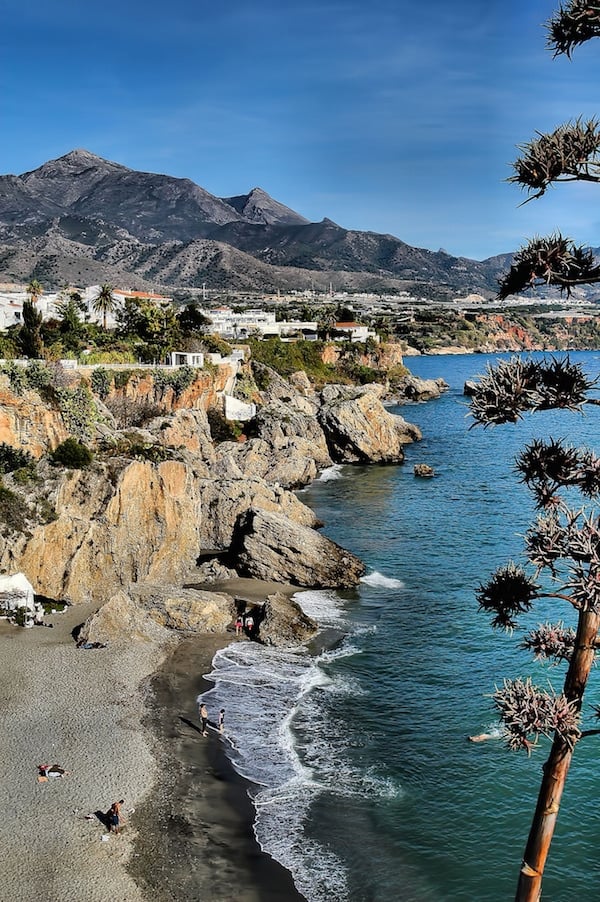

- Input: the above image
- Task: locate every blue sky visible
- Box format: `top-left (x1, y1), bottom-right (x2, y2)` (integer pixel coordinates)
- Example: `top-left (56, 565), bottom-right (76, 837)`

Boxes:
top-left (3, 0), bottom-right (600, 260)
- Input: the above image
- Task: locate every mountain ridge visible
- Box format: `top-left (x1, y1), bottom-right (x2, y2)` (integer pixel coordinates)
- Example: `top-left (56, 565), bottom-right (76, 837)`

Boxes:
top-left (0, 150), bottom-right (510, 295)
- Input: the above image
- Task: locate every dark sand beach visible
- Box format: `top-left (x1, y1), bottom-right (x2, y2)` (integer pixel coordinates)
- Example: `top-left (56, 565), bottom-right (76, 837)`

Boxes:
top-left (129, 631), bottom-right (307, 902)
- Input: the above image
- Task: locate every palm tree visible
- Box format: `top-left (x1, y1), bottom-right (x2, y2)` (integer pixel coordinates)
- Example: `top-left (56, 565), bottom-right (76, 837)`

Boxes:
top-left (92, 284), bottom-right (116, 330)
top-left (27, 279), bottom-right (43, 305)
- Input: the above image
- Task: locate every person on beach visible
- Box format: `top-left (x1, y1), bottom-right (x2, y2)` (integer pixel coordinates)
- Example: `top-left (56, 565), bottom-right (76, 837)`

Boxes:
top-left (199, 702), bottom-right (209, 736)
top-left (218, 708), bottom-right (225, 734)
top-left (244, 613), bottom-right (254, 636)
top-left (235, 615), bottom-right (243, 636)
top-left (109, 799), bottom-right (124, 834)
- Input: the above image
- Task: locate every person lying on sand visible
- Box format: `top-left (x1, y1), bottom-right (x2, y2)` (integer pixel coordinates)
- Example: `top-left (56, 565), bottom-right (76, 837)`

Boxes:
top-left (38, 763), bottom-right (69, 777)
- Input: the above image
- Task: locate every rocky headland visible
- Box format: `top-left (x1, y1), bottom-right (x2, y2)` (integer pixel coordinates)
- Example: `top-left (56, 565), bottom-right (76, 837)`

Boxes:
top-left (0, 351), bottom-right (444, 902)
top-left (0, 352), bottom-right (435, 646)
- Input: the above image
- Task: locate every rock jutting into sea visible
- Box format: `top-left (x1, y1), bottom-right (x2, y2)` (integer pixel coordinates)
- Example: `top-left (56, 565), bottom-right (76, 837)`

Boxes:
top-left (0, 355), bottom-right (422, 641)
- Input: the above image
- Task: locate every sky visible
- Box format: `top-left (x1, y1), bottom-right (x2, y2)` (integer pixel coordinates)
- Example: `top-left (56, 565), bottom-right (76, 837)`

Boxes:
top-left (3, 0), bottom-right (600, 261)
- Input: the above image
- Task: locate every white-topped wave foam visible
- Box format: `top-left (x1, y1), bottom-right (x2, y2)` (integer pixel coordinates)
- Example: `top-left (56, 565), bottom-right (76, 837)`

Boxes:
top-left (360, 570), bottom-right (405, 589)
top-left (293, 588), bottom-right (349, 627)
top-left (199, 624), bottom-right (401, 902)
top-left (317, 464), bottom-right (344, 481)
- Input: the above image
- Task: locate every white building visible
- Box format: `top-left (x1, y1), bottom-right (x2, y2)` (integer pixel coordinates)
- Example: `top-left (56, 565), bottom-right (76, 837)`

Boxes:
top-left (169, 351), bottom-right (204, 367)
top-left (332, 321), bottom-right (378, 342)
top-left (202, 307), bottom-right (317, 340)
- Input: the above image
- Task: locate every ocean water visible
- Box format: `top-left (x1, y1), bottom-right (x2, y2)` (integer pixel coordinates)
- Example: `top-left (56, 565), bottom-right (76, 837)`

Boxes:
top-left (201, 351), bottom-right (600, 902)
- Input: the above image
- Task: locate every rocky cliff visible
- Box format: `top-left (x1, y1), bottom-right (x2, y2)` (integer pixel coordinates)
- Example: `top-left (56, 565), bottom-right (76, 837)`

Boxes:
top-left (0, 358), bottom-right (421, 644)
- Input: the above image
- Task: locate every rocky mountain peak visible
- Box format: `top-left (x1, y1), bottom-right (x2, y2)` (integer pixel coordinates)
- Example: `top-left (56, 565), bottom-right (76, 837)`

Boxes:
top-left (222, 187), bottom-right (309, 226)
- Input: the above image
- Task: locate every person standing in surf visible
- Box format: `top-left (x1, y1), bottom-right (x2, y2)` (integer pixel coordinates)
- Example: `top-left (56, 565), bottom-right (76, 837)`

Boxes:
top-left (199, 701), bottom-right (209, 736)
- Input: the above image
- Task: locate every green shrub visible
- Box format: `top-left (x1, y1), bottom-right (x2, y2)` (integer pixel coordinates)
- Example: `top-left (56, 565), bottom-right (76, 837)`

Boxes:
top-left (202, 334), bottom-right (233, 356)
top-left (55, 385), bottom-right (98, 440)
top-left (90, 368), bottom-right (112, 399)
top-left (38, 498), bottom-right (58, 523)
top-left (248, 338), bottom-right (336, 384)
top-left (207, 408), bottom-right (243, 443)
top-left (152, 365), bottom-right (196, 398)
top-left (0, 443), bottom-right (34, 474)
top-left (12, 466), bottom-right (38, 486)
top-left (113, 369), bottom-right (135, 390)
top-left (25, 361), bottom-right (53, 391)
top-left (0, 482), bottom-right (28, 532)
top-left (50, 438), bottom-right (93, 469)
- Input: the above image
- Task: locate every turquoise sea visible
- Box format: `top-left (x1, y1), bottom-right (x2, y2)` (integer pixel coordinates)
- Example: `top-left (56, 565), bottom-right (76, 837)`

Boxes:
top-left (202, 350), bottom-right (600, 901)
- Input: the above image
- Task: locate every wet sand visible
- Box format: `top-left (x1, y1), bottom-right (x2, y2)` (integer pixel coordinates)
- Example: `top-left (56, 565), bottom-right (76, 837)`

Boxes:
top-left (0, 577), bottom-right (308, 901)
top-left (129, 633), bottom-right (307, 902)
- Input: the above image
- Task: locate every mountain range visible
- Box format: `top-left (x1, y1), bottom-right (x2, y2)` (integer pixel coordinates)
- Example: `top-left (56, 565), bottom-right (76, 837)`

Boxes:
top-left (0, 149), bottom-right (511, 297)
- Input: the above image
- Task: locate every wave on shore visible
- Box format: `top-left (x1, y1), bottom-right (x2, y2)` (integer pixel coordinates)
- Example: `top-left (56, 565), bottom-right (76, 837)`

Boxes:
top-left (316, 464), bottom-right (344, 482)
top-left (360, 570), bottom-right (404, 589)
top-left (199, 588), bottom-right (401, 901)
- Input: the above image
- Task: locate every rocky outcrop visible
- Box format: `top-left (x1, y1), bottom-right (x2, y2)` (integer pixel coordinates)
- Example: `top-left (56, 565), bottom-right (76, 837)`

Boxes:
top-left (395, 375), bottom-right (449, 402)
top-left (414, 463), bottom-right (435, 478)
top-left (0, 380), bottom-right (68, 457)
top-left (231, 508), bottom-right (365, 588)
top-left (258, 592), bottom-right (318, 646)
top-left (80, 364), bottom-right (235, 414)
top-left (213, 438), bottom-right (320, 489)
top-left (318, 384), bottom-right (421, 463)
top-left (0, 358), bottom-right (427, 646)
top-left (2, 460), bottom-right (321, 604)
top-left (78, 583), bottom-right (236, 645)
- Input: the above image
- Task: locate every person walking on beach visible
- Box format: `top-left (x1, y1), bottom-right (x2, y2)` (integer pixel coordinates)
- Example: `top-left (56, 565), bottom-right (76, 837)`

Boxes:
top-left (235, 615), bottom-right (243, 636)
top-left (109, 799), bottom-right (124, 834)
top-left (218, 708), bottom-right (225, 734)
top-left (199, 702), bottom-right (209, 736)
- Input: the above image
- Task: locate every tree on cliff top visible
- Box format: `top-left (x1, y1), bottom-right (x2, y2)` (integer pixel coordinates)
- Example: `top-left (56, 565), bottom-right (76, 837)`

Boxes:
top-left (498, 1), bottom-right (600, 301)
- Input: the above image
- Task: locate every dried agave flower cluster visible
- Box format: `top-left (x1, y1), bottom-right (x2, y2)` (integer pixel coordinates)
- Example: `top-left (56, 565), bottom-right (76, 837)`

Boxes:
top-left (477, 562), bottom-right (538, 629)
top-left (547, 0), bottom-right (600, 57)
top-left (510, 118), bottom-right (600, 199)
top-left (469, 356), bottom-right (593, 426)
top-left (493, 678), bottom-right (580, 752)
top-left (517, 439), bottom-right (600, 508)
top-left (471, 356), bottom-right (600, 757)
top-left (497, 233), bottom-right (600, 299)
top-left (521, 622), bottom-right (576, 662)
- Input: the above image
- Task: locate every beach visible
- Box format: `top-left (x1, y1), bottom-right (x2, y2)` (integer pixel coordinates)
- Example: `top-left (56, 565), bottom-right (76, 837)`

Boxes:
top-left (0, 583), bottom-right (306, 902)
top-left (129, 633), bottom-right (306, 902)
top-left (0, 602), bottom-right (170, 902)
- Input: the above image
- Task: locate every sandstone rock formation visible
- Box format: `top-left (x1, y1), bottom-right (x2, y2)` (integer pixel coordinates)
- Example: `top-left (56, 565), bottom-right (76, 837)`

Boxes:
top-left (0, 379), bottom-right (68, 457)
top-left (318, 384), bottom-right (421, 463)
top-left (231, 508), bottom-right (365, 588)
top-left (414, 463), bottom-right (435, 478)
top-left (258, 592), bottom-right (318, 646)
top-left (395, 374), bottom-right (449, 402)
top-left (78, 583), bottom-right (236, 645)
top-left (0, 359), bottom-right (424, 644)
top-left (1, 458), bottom-right (321, 605)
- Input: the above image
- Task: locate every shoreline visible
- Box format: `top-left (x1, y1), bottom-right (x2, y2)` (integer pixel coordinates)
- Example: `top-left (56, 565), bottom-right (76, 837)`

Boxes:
top-left (129, 631), bottom-right (307, 902)
top-left (0, 587), bottom-right (309, 902)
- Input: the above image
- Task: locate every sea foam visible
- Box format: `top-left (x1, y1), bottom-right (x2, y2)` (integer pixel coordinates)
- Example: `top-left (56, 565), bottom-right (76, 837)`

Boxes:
top-left (360, 570), bottom-right (405, 589)
top-left (198, 605), bottom-right (385, 902)
top-left (317, 464), bottom-right (344, 481)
